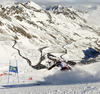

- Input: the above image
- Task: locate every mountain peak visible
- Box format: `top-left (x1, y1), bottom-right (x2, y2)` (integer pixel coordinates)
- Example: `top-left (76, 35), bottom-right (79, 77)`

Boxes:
top-left (24, 1), bottom-right (41, 10)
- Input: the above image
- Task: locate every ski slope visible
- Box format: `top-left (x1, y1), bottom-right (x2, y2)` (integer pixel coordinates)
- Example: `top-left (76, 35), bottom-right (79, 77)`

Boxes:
top-left (0, 61), bottom-right (100, 94)
top-left (1, 82), bottom-right (100, 94)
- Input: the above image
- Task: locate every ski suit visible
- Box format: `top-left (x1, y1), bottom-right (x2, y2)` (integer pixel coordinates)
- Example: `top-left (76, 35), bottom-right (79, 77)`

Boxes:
top-left (48, 61), bottom-right (71, 70)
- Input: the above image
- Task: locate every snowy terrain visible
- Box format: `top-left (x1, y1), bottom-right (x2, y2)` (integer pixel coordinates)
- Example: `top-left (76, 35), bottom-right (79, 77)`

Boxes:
top-left (0, 1), bottom-right (100, 94)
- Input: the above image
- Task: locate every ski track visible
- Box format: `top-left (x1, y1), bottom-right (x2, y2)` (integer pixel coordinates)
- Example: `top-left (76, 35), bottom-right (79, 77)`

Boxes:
top-left (0, 82), bottom-right (100, 94)
top-left (1, 64), bottom-right (100, 94)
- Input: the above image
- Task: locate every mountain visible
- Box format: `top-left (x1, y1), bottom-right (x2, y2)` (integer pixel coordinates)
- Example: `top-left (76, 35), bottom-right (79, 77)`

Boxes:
top-left (84, 6), bottom-right (100, 28)
top-left (0, 1), bottom-right (100, 85)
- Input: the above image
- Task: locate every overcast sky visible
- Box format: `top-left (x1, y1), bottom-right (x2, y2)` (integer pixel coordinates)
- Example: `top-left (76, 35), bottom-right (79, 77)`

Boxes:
top-left (0, 0), bottom-right (100, 6)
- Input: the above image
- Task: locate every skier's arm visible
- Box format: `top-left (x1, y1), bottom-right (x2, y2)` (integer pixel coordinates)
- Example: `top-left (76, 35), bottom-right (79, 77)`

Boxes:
top-left (48, 64), bottom-right (56, 70)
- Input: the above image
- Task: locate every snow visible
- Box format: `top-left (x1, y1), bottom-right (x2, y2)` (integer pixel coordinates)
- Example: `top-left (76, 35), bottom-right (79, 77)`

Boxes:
top-left (1, 61), bottom-right (100, 94)
top-left (0, 1), bottom-right (100, 94)
top-left (74, 4), bottom-right (100, 29)
top-left (25, 1), bottom-right (42, 10)
top-left (0, 82), bottom-right (100, 94)
top-left (79, 5), bottom-right (100, 29)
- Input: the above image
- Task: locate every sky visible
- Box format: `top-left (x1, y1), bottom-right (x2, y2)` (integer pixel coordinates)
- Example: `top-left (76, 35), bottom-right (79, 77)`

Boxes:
top-left (69, 0), bottom-right (100, 2)
top-left (0, 0), bottom-right (100, 6)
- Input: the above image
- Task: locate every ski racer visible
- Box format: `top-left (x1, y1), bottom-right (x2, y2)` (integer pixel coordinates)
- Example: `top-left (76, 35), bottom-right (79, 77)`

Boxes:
top-left (47, 60), bottom-right (72, 71)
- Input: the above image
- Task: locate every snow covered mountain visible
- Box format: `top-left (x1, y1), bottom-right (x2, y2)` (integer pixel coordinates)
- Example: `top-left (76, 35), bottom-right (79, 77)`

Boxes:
top-left (0, 1), bottom-right (100, 87)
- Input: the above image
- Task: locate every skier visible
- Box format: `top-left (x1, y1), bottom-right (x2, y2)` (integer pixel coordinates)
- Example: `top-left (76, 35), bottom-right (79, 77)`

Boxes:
top-left (47, 60), bottom-right (72, 71)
